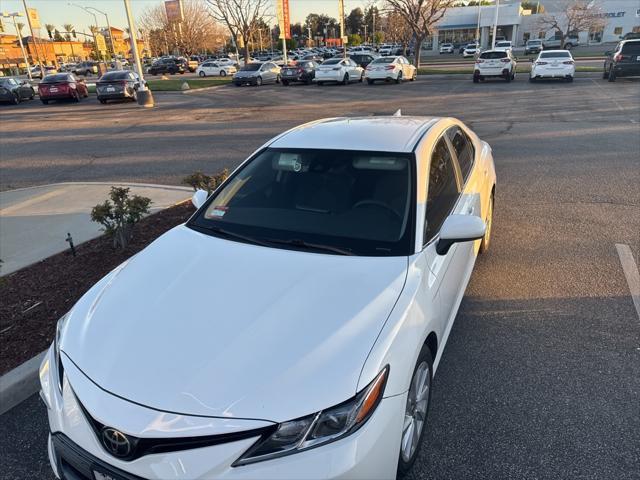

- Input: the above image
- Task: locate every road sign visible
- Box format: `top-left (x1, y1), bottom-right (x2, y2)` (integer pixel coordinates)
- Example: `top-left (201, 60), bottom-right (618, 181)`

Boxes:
top-left (164, 0), bottom-right (184, 22)
top-left (276, 0), bottom-right (291, 39)
top-left (95, 33), bottom-right (107, 52)
top-left (27, 8), bottom-right (40, 29)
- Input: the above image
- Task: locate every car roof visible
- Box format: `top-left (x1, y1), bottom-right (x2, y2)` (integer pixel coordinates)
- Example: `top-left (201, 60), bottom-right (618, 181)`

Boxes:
top-left (270, 116), bottom-right (440, 153)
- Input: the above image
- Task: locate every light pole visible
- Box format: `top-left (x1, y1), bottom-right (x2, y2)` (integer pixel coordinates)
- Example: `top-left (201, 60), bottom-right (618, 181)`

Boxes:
top-left (492, 0), bottom-right (500, 50)
top-left (85, 6), bottom-right (114, 58)
top-left (123, 0), bottom-right (153, 107)
top-left (21, 0), bottom-right (45, 78)
top-left (2, 12), bottom-right (32, 80)
top-left (68, 3), bottom-right (101, 60)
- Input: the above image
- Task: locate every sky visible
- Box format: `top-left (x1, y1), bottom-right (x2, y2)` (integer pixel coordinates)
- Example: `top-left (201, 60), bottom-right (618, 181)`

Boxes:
top-left (0, 0), bottom-right (369, 36)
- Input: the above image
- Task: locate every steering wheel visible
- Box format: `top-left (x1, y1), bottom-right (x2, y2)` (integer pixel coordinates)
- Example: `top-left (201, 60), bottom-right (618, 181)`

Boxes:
top-left (353, 200), bottom-right (402, 221)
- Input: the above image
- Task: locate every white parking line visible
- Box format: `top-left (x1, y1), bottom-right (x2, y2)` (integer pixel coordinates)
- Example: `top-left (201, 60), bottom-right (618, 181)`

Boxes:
top-left (616, 244), bottom-right (640, 320)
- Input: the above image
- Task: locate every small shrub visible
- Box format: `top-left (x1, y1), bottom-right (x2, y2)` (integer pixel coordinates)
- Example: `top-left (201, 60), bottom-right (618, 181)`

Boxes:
top-left (182, 169), bottom-right (229, 194)
top-left (91, 187), bottom-right (152, 249)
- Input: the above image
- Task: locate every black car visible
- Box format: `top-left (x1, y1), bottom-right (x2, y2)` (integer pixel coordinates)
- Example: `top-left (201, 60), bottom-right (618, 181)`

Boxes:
top-left (604, 39), bottom-right (640, 82)
top-left (301, 54), bottom-right (324, 63)
top-left (0, 77), bottom-right (35, 104)
top-left (96, 70), bottom-right (140, 104)
top-left (73, 61), bottom-right (98, 76)
top-left (348, 53), bottom-right (377, 68)
top-left (148, 58), bottom-right (185, 75)
top-left (281, 61), bottom-right (318, 85)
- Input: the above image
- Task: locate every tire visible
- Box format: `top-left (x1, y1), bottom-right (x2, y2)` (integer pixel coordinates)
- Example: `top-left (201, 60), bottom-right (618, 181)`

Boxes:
top-left (234, 82), bottom-right (241, 87)
top-left (199, 71), bottom-right (206, 77)
top-left (566, 75), bottom-right (574, 83)
top-left (397, 344), bottom-right (433, 478)
top-left (256, 76), bottom-right (263, 86)
top-left (479, 193), bottom-right (493, 254)
top-left (410, 70), bottom-right (417, 81)
top-left (473, 76), bottom-right (479, 83)
top-left (342, 73), bottom-right (349, 85)
top-left (317, 81), bottom-right (323, 86)
top-left (72, 92), bottom-right (80, 102)
top-left (220, 70), bottom-right (227, 77)
top-left (12, 94), bottom-right (19, 105)
top-left (281, 80), bottom-right (289, 86)
top-left (529, 76), bottom-right (535, 83)
top-left (367, 78), bottom-right (374, 85)
top-left (29, 89), bottom-right (35, 100)
top-left (41, 99), bottom-right (49, 104)
top-left (607, 66), bottom-right (616, 82)
top-left (395, 71), bottom-right (402, 84)
top-left (602, 67), bottom-right (608, 80)
top-left (99, 99), bottom-right (107, 104)
top-left (505, 72), bottom-right (511, 83)
top-left (276, 74), bottom-right (281, 84)
top-left (131, 90), bottom-right (138, 102)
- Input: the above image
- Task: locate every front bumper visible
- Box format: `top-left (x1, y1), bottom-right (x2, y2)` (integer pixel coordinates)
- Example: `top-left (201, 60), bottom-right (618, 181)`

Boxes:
top-left (41, 347), bottom-right (404, 480)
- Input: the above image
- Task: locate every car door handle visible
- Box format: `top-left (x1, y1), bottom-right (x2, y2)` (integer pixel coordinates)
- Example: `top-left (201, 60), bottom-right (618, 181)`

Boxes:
top-left (467, 206), bottom-right (475, 215)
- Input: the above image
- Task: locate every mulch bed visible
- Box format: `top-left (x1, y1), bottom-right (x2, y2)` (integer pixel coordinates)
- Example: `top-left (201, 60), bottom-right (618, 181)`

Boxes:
top-left (0, 202), bottom-right (195, 375)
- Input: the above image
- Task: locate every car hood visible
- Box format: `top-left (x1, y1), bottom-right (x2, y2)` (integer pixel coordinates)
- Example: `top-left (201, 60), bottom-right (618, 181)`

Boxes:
top-left (62, 225), bottom-right (408, 422)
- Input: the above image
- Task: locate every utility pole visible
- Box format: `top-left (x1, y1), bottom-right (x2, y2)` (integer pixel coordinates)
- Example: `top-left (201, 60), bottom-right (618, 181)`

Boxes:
top-left (492, 0), bottom-right (500, 50)
top-left (21, 0), bottom-right (45, 78)
top-left (476, 2), bottom-right (481, 44)
top-left (123, 0), bottom-right (154, 107)
top-left (86, 6), bottom-right (114, 58)
top-left (3, 13), bottom-right (32, 80)
top-left (307, 23), bottom-right (312, 47)
top-left (364, 24), bottom-right (368, 44)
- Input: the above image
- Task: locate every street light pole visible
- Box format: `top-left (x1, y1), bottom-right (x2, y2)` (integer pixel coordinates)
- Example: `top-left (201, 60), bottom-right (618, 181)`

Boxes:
top-left (68, 3), bottom-right (101, 60)
top-left (3, 13), bottom-right (32, 80)
top-left (86, 6), bottom-right (114, 58)
top-left (492, 0), bottom-right (500, 50)
top-left (21, 0), bottom-right (45, 78)
top-left (123, 0), bottom-right (153, 107)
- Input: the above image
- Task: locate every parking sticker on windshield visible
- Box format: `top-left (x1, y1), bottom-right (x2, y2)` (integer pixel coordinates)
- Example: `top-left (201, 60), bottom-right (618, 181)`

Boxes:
top-left (208, 206), bottom-right (228, 219)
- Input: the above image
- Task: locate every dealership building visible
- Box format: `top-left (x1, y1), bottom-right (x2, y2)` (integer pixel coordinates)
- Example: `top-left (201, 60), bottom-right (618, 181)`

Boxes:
top-left (425, 0), bottom-right (640, 51)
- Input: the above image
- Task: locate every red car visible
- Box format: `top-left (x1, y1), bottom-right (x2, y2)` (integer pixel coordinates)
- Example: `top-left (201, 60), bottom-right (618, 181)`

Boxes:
top-left (38, 73), bottom-right (89, 104)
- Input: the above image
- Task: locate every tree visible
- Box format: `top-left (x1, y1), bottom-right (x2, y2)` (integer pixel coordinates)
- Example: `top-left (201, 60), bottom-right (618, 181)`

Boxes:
top-left (63, 23), bottom-right (74, 42)
top-left (384, 0), bottom-right (457, 67)
top-left (364, 5), bottom-right (381, 42)
top-left (520, 1), bottom-right (544, 14)
top-left (53, 29), bottom-right (64, 42)
top-left (346, 8), bottom-right (364, 35)
top-left (374, 31), bottom-right (384, 44)
top-left (383, 9), bottom-right (413, 54)
top-left (206, 0), bottom-right (271, 61)
top-left (45, 24), bottom-right (55, 40)
top-left (305, 13), bottom-right (339, 40)
top-left (537, 1), bottom-right (605, 48)
top-left (348, 33), bottom-right (362, 45)
top-left (139, 0), bottom-right (225, 56)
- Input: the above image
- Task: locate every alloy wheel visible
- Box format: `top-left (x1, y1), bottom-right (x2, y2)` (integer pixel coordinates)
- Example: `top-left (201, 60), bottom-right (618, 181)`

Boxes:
top-left (401, 361), bottom-right (430, 462)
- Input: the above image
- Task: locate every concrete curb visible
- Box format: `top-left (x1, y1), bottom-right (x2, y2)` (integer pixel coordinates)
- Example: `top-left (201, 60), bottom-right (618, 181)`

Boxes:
top-left (1, 181), bottom-right (192, 195)
top-left (182, 83), bottom-right (230, 94)
top-left (0, 350), bottom-right (47, 415)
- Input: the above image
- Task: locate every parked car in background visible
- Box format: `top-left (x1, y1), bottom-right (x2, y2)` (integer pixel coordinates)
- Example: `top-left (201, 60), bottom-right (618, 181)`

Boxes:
top-left (31, 65), bottom-right (58, 79)
top-left (96, 70), bottom-right (140, 103)
top-left (543, 34), bottom-right (579, 50)
top-left (233, 62), bottom-right (280, 86)
top-left (188, 56), bottom-right (200, 72)
top-left (530, 50), bottom-right (575, 82)
top-left (348, 53), bottom-right (378, 68)
top-left (603, 39), bottom-right (640, 82)
top-left (301, 54), bottom-right (324, 63)
top-left (365, 56), bottom-right (417, 84)
top-left (196, 61), bottom-right (237, 77)
top-left (280, 60), bottom-right (318, 85)
top-left (315, 58), bottom-right (364, 85)
top-left (0, 78), bottom-right (35, 104)
top-left (40, 115), bottom-right (495, 480)
top-left (73, 61), bottom-right (98, 76)
top-left (493, 41), bottom-right (513, 53)
top-left (463, 44), bottom-right (480, 58)
top-left (525, 39), bottom-right (543, 55)
top-left (38, 73), bottom-right (89, 104)
top-left (474, 49), bottom-right (517, 83)
top-left (215, 57), bottom-right (240, 68)
top-left (439, 43), bottom-right (455, 54)
top-left (147, 58), bottom-right (185, 75)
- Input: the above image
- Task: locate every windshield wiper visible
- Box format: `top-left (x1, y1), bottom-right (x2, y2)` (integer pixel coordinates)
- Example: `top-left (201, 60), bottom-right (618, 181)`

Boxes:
top-left (265, 238), bottom-right (355, 256)
top-left (197, 225), bottom-right (272, 248)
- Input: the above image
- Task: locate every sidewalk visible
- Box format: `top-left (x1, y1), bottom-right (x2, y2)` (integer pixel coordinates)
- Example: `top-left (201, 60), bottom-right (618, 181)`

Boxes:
top-left (0, 182), bottom-right (191, 276)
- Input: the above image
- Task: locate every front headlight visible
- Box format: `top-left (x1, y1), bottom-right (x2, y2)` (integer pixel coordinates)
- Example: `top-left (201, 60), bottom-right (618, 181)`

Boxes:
top-left (53, 312), bottom-right (69, 392)
top-left (233, 366), bottom-right (389, 466)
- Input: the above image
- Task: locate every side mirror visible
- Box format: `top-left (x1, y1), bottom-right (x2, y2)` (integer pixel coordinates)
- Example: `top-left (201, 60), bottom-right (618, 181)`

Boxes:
top-left (191, 189), bottom-right (208, 209)
top-left (436, 215), bottom-right (486, 255)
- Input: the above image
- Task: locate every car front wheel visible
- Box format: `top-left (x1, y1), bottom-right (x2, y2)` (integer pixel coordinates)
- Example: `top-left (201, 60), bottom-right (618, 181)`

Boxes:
top-left (397, 344), bottom-right (433, 478)
top-left (199, 71), bottom-right (206, 77)
top-left (479, 193), bottom-right (493, 254)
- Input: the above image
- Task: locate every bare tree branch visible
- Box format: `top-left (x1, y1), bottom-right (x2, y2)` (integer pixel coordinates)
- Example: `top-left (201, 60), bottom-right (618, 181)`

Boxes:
top-left (537, 0), bottom-right (606, 48)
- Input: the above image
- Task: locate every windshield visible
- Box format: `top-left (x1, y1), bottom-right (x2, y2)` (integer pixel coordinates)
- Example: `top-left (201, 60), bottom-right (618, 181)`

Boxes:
top-left (241, 63), bottom-right (261, 71)
top-left (480, 51), bottom-right (507, 59)
top-left (372, 57), bottom-right (395, 64)
top-left (528, 40), bottom-right (542, 45)
top-left (100, 72), bottom-right (129, 81)
top-left (42, 74), bottom-right (70, 83)
top-left (189, 148), bottom-right (415, 256)
top-left (496, 42), bottom-right (511, 47)
top-left (539, 51), bottom-right (571, 58)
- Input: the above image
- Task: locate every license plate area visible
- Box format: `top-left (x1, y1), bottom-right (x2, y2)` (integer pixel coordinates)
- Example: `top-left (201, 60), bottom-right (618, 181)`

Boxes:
top-left (93, 466), bottom-right (126, 480)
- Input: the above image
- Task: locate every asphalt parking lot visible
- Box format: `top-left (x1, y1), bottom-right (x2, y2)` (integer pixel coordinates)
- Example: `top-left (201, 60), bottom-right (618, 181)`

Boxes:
top-left (1, 73), bottom-right (639, 479)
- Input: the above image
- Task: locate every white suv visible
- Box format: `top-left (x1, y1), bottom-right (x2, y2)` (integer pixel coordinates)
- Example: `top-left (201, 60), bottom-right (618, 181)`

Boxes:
top-left (473, 49), bottom-right (517, 83)
top-left (439, 43), bottom-right (454, 54)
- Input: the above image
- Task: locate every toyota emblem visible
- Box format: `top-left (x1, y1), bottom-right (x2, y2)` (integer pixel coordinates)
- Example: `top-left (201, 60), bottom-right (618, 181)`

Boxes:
top-left (101, 428), bottom-right (132, 458)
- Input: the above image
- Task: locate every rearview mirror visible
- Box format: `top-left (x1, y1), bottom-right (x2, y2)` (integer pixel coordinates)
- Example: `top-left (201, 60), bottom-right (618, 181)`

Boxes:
top-left (191, 189), bottom-right (208, 209)
top-left (436, 215), bottom-right (486, 255)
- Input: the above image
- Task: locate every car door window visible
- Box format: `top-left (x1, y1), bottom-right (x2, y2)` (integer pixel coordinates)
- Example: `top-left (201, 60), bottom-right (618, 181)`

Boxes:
top-left (424, 137), bottom-right (461, 243)
top-left (446, 127), bottom-right (475, 183)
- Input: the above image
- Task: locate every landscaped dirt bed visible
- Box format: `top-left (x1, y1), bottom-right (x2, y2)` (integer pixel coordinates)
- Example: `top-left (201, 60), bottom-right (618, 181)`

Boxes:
top-left (0, 202), bottom-right (194, 375)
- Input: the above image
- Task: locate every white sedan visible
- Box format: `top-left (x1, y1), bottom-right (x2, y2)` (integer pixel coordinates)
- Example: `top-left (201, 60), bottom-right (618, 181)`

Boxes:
top-left (365, 56), bottom-right (417, 84)
top-left (529, 50), bottom-right (575, 82)
top-left (40, 115), bottom-right (496, 480)
top-left (196, 61), bottom-right (237, 77)
top-left (316, 57), bottom-right (364, 85)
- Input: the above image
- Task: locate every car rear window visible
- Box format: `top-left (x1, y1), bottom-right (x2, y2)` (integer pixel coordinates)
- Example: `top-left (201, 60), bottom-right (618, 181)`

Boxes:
top-left (100, 72), bottom-right (129, 81)
top-left (621, 41), bottom-right (640, 54)
top-left (42, 74), bottom-right (70, 83)
top-left (528, 40), bottom-right (542, 45)
top-left (372, 57), bottom-right (395, 64)
top-left (323, 59), bottom-right (341, 65)
top-left (496, 42), bottom-right (511, 47)
top-left (480, 51), bottom-right (507, 59)
top-left (539, 51), bottom-right (571, 58)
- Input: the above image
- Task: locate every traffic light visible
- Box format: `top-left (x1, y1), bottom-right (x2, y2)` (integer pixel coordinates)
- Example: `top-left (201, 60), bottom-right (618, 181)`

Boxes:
top-left (72, 29), bottom-right (76, 39)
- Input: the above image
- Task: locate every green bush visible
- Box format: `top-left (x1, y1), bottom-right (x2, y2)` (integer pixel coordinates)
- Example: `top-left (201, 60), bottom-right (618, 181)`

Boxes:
top-left (182, 169), bottom-right (229, 194)
top-left (91, 187), bottom-right (152, 249)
